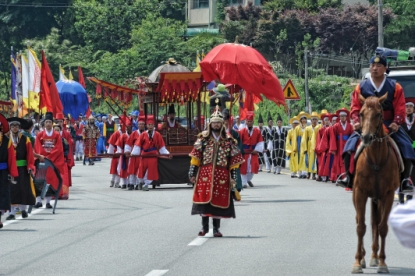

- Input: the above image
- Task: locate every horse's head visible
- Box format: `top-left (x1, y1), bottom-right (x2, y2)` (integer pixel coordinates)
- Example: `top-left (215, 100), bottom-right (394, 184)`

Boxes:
top-left (359, 93), bottom-right (387, 146)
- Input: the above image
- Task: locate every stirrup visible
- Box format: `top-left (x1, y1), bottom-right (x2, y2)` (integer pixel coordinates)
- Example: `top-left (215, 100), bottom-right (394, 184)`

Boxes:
top-left (336, 173), bottom-right (349, 188)
top-left (401, 178), bottom-right (414, 194)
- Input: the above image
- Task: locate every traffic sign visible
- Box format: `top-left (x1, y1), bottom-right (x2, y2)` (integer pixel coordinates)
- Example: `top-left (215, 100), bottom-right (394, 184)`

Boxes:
top-left (283, 79), bottom-right (300, 100)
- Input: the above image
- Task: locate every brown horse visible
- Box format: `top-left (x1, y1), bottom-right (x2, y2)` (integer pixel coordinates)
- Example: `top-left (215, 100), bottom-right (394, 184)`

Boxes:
top-left (352, 93), bottom-right (400, 274)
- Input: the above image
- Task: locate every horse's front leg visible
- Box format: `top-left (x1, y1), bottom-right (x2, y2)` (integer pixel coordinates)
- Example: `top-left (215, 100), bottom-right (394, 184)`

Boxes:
top-left (352, 187), bottom-right (368, 274)
top-left (370, 199), bottom-right (380, 267)
top-left (377, 192), bottom-right (395, 274)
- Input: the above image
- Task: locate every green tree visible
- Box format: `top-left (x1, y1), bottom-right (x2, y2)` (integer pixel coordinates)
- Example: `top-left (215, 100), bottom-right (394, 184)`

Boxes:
top-left (383, 0), bottom-right (415, 49)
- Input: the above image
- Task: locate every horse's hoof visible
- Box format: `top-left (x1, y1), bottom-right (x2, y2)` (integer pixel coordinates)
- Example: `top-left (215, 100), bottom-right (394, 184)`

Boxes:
top-left (360, 259), bottom-right (366, 268)
top-left (377, 265), bottom-right (389, 274)
top-left (370, 258), bottom-right (379, 267)
top-left (352, 266), bottom-right (363, 274)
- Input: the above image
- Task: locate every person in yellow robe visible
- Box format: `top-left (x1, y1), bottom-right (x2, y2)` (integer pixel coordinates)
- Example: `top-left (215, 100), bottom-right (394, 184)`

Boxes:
top-left (301, 111), bottom-right (320, 179)
top-left (294, 111), bottom-right (309, 178)
top-left (285, 116), bottom-right (300, 178)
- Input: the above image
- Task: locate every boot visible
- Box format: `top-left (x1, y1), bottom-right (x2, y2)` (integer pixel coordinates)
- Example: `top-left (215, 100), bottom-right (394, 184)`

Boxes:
top-left (307, 173), bottom-right (311, 179)
top-left (312, 173), bottom-right (316, 180)
top-left (400, 160), bottom-right (414, 194)
top-left (110, 181), bottom-right (114, 187)
top-left (213, 218), bottom-right (222, 237)
top-left (336, 153), bottom-right (351, 188)
top-left (398, 193), bottom-right (405, 204)
top-left (198, 216), bottom-right (209, 236)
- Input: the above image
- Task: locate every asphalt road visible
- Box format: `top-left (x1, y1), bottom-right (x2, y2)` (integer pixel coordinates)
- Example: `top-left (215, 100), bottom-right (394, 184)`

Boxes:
top-left (1, 159), bottom-right (414, 276)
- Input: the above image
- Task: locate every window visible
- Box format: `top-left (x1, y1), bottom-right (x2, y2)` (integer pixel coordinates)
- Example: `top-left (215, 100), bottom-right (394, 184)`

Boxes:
top-left (229, 0), bottom-right (243, 5)
top-left (193, 0), bottom-right (209, 8)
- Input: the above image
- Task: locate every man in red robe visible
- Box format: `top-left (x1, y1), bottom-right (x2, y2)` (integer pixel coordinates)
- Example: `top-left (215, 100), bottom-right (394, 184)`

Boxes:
top-left (329, 108), bottom-right (354, 191)
top-left (125, 115), bottom-right (145, 190)
top-left (0, 114), bottom-right (19, 228)
top-left (315, 113), bottom-right (332, 182)
top-left (107, 126), bottom-right (124, 188)
top-left (131, 115), bottom-right (169, 191)
top-left (239, 111), bottom-right (264, 188)
top-left (34, 112), bottom-right (65, 208)
top-left (116, 117), bottom-right (133, 190)
top-left (83, 115), bottom-right (100, 166)
top-left (161, 104), bottom-right (182, 129)
top-left (55, 113), bottom-right (74, 198)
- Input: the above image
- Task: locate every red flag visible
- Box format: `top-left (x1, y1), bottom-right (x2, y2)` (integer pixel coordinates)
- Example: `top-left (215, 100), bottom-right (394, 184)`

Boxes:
top-left (85, 106), bottom-right (91, 118)
top-left (78, 66), bottom-right (86, 88)
top-left (40, 50), bottom-right (63, 116)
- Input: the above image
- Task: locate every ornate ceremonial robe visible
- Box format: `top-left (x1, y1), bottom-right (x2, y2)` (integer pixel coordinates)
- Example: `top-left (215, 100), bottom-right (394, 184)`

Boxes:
top-left (258, 126), bottom-right (265, 166)
top-left (263, 126), bottom-right (274, 167)
top-left (301, 125), bottom-right (319, 173)
top-left (190, 134), bottom-right (244, 210)
top-left (125, 129), bottom-right (143, 178)
top-left (272, 126), bottom-right (287, 168)
top-left (107, 130), bottom-right (122, 175)
top-left (285, 128), bottom-right (298, 173)
top-left (0, 135), bottom-right (19, 211)
top-left (83, 124), bottom-right (100, 157)
top-left (10, 134), bottom-right (36, 206)
top-left (116, 132), bottom-right (130, 179)
top-left (314, 126), bottom-right (331, 178)
top-left (293, 124), bottom-right (307, 171)
top-left (161, 120), bottom-right (182, 129)
top-left (329, 122), bottom-right (354, 177)
top-left (61, 129), bottom-right (74, 188)
top-left (132, 130), bottom-right (169, 181)
top-left (35, 129), bottom-right (65, 192)
top-left (239, 127), bottom-right (264, 174)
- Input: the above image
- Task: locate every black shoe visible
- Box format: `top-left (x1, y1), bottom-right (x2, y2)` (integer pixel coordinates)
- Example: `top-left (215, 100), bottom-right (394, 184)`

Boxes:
top-left (33, 202), bottom-right (42, 208)
top-left (401, 178), bottom-right (414, 194)
top-left (248, 181), bottom-right (254, 187)
top-left (128, 184), bottom-right (134, 190)
top-left (6, 214), bottom-right (15, 220)
top-left (336, 173), bottom-right (349, 188)
top-left (138, 182), bottom-right (143, 190)
top-left (134, 185), bottom-right (139, 190)
top-left (121, 184), bottom-right (127, 189)
top-left (21, 210), bottom-right (28, 218)
top-left (213, 228), bottom-right (223, 237)
top-left (46, 203), bottom-right (53, 209)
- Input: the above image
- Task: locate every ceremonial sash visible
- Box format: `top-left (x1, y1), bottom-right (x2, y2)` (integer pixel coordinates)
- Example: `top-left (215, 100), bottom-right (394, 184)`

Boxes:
top-left (16, 160), bottom-right (27, 167)
top-left (143, 147), bottom-right (157, 152)
top-left (337, 135), bottom-right (350, 141)
top-left (0, 162), bottom-right (7, 170)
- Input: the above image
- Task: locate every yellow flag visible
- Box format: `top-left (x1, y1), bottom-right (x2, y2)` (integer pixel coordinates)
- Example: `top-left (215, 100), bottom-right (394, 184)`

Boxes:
top-left (69, 69), bottom-right (74, 80)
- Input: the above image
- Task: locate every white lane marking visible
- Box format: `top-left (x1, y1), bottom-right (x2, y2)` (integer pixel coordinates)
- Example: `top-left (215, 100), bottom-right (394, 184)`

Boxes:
top-left (144, 270), bottom-right (169, 276)
top-left (188, 229), bottom-right (213, 246)
top-left (2, 208), bottom-right (45, 227)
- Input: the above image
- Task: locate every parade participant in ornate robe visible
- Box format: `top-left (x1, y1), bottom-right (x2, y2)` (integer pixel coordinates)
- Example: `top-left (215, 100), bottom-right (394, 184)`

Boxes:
top-left (74, 116), bottom-right (84, 161)
top-left (286, 116), bottom-right (300, 178)
top-left (34, 112), bottom-right (65, 209)
top-left (257, 113), bottom-right (265, 171)
top-left (104, 114), bottom-right (117, 147)
top-left (0, 120), bottom-right (18, 228)
top-left (262, 112), bottom-right (274, 173)
top-left (340, 56), bottom-right (415, 194)
top-left (189, 107), bottom-right (244, 237)
top-left (131, 115), bottom-right (170, 191)
top-left (116, 117), bottom-right (133, 190)
top-left (83, 115), bottom-right (100, 166)
top-left (239, 111), bottom-right (264, 188)
top-left (272, 114), bottom-right (287, 174)
top-left (301, 111), bottom-right (320, 179)
top-left (314, 113), bottom-right (332, 182)
top-left (329, 108), bottom-right (354, 190)
top-left (108, 127), bottom-right (124, 188)
top-left (96, 114), bottom-right (106, 154)
top-left (399, 99), bottom-right (415, 203)
top-left (53, 124), bottom-right (70, 199)
top-left (293, 112), bottom-right (310, 179)
top-left (125, 115), bottom-right (145, 190)
top-left (161, 104), bottom-right (182, 129)
top-left (222, 109), bottom-right (243, 192)
top-left (55, 113), bottom-right (74, 193)
top-left (2, 118), bottom-right (25, 221)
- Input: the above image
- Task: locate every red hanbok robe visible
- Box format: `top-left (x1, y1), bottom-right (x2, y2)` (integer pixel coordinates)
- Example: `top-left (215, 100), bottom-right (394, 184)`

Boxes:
top-left (239, 127), bottom-right (264, 174)
top-left (61, 130), bottom-right (74, 187)
top-left (107, 130), bottom-right (122, 175)
top-left (133, 131), bottom-right (168, 181)
top-left (116, 132), bottom-right (130, 179)
top-left (125, 129), bottom-right (143, 177)
top-left (329, 122), bottom-right (354, 177)
top-left (0, 138), bottom-right (18, 211)
top-left (35, 130), bottom-right (66, 192)
top-left (316, 127), bottom-right (333, 179)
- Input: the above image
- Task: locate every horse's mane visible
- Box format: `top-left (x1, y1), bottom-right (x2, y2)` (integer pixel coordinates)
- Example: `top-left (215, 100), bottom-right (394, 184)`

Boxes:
top-left (363, 96), bottom-right (382, 110)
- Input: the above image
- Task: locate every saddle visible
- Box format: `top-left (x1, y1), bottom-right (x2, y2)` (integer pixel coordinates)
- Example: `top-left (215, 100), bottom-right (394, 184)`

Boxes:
top-left (354, 137), bottom-right (404, 173)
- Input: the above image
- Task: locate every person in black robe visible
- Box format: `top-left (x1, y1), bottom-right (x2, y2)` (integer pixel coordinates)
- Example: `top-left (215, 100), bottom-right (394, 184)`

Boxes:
top-left (258, 113), bottom-right (265, 171)
top-left (400, 99), bottom-right (415, 203)
top-left (272, 114), bottom-right (287, 174)
top-left (263, 112), bottom-right (274, 173)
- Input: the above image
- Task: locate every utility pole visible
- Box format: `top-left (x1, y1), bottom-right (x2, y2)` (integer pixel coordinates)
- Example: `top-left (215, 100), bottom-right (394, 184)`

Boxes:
top-left (304, 48), bottom-right (311, 113)
top-left (378, 0), bottom-right (384, 47)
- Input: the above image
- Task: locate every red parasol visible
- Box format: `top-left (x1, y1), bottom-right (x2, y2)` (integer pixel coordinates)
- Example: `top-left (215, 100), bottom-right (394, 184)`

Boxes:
top-left (200, 42), bottom-right (285, 105)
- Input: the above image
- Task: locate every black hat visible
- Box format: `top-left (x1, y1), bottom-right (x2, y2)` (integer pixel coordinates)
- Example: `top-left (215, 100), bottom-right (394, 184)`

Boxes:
top-left (7, 117), bottom-right (30, 130)
top-left (222, 108), bottom-right (230, 120)
top-left (370, 55), bottom-right (387, 67)
top-left (168, 104), bottom-right (176, 114)
top-left (45, 112), bottom-right (54, 122)
top-left (258, 113), bottom-right (264, 124)
top-left (276, 114), bottom-right (283, 122)
top-left (267, 111), bottom-right (272, 122)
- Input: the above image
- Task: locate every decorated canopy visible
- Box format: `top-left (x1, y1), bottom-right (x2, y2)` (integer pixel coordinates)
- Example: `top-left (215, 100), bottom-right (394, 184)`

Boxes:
top-left (56, 80), bottom-right (89, 117)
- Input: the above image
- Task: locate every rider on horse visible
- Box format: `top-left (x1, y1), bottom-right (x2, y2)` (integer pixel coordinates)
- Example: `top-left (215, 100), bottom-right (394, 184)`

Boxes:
top-left (338, 55), bottom-right (414, 194)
